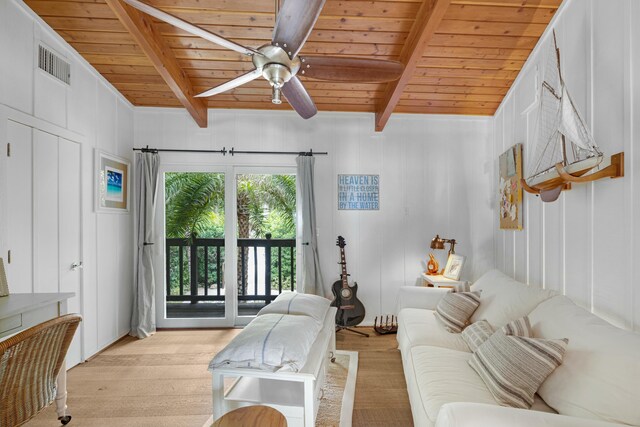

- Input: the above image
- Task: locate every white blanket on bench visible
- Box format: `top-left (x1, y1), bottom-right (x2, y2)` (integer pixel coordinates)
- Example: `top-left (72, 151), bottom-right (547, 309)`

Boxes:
top-left (209, 313), bottom-right (322, 372)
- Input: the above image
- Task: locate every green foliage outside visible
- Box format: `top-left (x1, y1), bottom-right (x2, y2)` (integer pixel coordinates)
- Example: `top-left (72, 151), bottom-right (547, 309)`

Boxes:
top-left (164, 172), bottom-right (296, 296)
top-left (165, 172), bottom-right (226, 239)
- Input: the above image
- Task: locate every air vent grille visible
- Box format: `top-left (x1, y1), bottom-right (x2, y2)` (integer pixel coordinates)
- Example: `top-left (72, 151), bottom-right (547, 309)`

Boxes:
top-left (38, 45), bottom-right (71, 85)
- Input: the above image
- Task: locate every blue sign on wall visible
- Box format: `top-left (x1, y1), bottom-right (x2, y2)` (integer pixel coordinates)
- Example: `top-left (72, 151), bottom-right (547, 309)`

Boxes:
top-left (338, 174), bottom-right (379, 210)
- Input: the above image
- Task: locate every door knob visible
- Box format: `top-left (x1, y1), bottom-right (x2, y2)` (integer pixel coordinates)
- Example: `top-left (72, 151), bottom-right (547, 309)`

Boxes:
top-left (71, 262), bottom-right (83, 271)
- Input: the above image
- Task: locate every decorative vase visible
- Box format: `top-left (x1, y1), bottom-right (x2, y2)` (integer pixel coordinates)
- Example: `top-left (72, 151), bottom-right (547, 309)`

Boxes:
top-left (426, 253), bottom-right (439, 275)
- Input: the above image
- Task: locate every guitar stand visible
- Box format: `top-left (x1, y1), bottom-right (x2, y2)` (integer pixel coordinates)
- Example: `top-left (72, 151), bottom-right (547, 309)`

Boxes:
top-left (336, 325), bottom-right (370, 337)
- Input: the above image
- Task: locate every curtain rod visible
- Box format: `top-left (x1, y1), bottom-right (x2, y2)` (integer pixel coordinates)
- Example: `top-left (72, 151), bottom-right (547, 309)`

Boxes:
top-left (132, 146), bottom-right (327, 156)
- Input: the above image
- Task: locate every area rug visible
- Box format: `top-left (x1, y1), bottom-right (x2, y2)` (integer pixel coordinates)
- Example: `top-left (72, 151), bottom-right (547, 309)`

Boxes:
top-left (203, 350), bottom-right (358, 427)
top-left (317, 350), bottom-right (358, 427)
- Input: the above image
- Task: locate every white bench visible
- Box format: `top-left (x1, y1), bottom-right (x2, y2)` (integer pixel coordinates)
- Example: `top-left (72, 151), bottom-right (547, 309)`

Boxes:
top-left (210, 307), bottom-right (337, 427)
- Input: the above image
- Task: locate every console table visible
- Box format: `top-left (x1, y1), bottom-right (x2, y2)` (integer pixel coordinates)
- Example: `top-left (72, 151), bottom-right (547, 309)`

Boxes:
top-left (0, 292), bottom-right (75, 421)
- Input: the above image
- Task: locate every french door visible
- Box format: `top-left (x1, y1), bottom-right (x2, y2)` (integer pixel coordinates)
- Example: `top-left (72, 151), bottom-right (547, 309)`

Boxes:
top-left (155, 165), bottom-right (297, 328)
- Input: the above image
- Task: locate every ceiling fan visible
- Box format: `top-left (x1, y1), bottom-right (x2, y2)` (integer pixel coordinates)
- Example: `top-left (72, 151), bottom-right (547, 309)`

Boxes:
top-left (121, 0), bottom-right (404, 119)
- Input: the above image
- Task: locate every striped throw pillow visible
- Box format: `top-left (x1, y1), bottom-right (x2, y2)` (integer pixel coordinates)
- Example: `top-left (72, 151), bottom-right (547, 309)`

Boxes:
top-left (434, 291), bottom-right (481, 333)
top-left (469, 332), bottom-right (569, 409)
top-left (461, 320), bottom-right (494, 352)
top-left (502, 315), bottom-right (533, 337)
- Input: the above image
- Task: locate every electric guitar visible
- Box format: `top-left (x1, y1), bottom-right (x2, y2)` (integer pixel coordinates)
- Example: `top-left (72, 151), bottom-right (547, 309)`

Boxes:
top-left (330, 236), bottom-right (365, 327)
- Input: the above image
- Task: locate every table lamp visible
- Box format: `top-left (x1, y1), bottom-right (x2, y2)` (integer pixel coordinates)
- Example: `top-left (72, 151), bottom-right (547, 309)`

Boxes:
top-left (430, 234), bottom-right (457, 256)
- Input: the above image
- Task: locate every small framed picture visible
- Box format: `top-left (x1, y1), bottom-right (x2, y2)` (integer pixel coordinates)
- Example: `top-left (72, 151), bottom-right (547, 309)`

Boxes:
top-left (96, 150), bottom-right (130, 213)
top-left (443, 253), bottom-right (466, 281)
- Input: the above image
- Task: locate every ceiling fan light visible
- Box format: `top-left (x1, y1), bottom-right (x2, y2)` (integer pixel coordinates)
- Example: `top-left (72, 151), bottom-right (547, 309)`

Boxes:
top-left (272, 86), bottom-right (282, 105)
top-left (262, 63), bottom-right (292, 88)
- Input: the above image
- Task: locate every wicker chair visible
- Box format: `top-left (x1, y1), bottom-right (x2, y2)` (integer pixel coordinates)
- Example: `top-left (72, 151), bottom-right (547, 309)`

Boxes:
top-left (0, 314), bottom-right (81, 426)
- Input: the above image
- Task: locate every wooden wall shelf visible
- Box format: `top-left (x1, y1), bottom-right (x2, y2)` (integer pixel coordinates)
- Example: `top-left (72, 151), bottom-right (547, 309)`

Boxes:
top-left (522, 152), bottom-right (624, 200)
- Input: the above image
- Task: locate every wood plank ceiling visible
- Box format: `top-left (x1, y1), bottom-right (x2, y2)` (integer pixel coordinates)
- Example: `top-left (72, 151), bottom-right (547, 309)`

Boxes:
top-left (24, 0), bottom-right (562, 130)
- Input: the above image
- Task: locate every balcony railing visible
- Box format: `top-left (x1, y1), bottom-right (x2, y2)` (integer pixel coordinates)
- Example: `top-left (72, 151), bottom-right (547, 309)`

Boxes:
top-left (165, 235), bottom-right (296, 310)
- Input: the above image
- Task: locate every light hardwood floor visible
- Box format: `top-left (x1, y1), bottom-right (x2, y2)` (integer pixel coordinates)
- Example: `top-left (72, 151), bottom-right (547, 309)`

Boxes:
top-left (27, 327), bottom-right (412, 426)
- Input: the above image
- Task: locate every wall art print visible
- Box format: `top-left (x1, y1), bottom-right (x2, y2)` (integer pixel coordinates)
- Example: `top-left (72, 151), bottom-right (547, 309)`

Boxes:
top-left (96, 150), bottom-right (130, 213)
top-left (337, 174), bottom-right (379, 210)
top-left (499, 143), bottom-right (523, 230)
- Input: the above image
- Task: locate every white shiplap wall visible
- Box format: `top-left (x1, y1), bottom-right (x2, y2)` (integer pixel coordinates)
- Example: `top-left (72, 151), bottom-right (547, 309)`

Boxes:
top-left (0, 0), bottom-right (135, 359)
top-left (492, 0), bottom-right (640, 331)
top-left (135, 108), bottom-right (493, 324)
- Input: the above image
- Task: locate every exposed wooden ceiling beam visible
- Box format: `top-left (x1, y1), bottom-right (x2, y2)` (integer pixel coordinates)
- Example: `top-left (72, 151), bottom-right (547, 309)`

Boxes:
top-left (375, 0), bottom-right (450, 132)
top-left (26, 0), bottom-right (560, 119)
top-left (104, 0), bottom-right (207, 127)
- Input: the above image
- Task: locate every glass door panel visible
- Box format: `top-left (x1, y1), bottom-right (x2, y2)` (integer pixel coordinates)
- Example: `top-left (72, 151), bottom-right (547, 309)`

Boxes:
top-left (236, 173), bottom-right (297, 317)
top-left (164, 172), bottom-right (226, 319)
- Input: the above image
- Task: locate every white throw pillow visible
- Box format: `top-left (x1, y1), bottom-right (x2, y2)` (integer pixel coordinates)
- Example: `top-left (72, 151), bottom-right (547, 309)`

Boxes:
top-left (257, 291), bottom-right (330, 324)
top-left (470, 269), bottom-right (557, 327)
top-left (529, 295), bottom-right (640, 425)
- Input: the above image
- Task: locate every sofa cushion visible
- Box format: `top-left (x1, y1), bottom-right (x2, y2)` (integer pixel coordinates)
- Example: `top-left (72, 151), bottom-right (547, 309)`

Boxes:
top-left (461, 320), bottom-right (493, 352)
top-left (402, 345), bottom-right (555, 427)
top-left (470, 269), bottom-right (557, 327)
top-left (398, 308), bottom-right (469, 353)
top-left (469, 331), bottom-right (568, 409)
top-left (409, 346), bottom-right (499, 424)
top-left (436, 402), bottom-right (618, 427)
top-left (434, 292), bottom-right (481, 333)
top-left (529, 295), bottom-right (640, 425)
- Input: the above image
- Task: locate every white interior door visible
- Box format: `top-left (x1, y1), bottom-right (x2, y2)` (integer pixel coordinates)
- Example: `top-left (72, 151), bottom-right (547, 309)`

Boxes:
top-left (5, 123), bottom-right (83, 366)
top-left (58, 137), bottom-right (82, 367)
top-left (33, 131), bottom-right (83, 366)
top-left (33, 130), bottom-right (59, 294)
top-left (5, 121), bottom-right (33, 292)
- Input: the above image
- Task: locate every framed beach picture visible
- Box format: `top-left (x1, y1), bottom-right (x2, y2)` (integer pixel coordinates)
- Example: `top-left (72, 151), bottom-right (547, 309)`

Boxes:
top-left (96, 150), bottom-right (130, 213)
top-left (443, 253), bottom-right (466, 281)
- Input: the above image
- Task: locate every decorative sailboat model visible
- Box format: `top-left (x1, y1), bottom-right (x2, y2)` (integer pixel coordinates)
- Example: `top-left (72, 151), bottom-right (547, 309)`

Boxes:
top-left (521, 31), bottom-right (624, 202)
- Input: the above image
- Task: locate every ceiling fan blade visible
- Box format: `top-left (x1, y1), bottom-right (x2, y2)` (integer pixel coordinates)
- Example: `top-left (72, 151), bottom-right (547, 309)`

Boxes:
top-left (121, 0), bottom-right (260, 56)
top-left (272, 0), bottom-right (326, 59)
top-left (281, 76), bottom-right (317, 119)
top-left (195, 69), bottom-right (262, 97)
top-left (299, 56), bottom-right (404, 83)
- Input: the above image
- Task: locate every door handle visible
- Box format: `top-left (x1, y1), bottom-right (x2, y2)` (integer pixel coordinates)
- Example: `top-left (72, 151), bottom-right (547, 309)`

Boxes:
top-left (71, 262), bottom-right (83, 271)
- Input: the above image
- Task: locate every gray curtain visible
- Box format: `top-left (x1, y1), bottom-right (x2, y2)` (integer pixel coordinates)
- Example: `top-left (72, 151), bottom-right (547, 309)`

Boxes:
top-left (296, 155), bottom-right (325, 297)
top-left (131, 152), bottom-right (160, 339)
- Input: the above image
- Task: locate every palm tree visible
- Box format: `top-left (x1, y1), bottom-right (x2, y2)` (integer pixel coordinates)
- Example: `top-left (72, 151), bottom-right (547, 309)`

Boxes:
top-left (235, 174), bottom-right (296, 239)
top-left (165, 172), bottom-right (225, 239)
top-left (235, 174), bottom-right (296, 293)
top-left (165, 172), bottom-right (296, 295)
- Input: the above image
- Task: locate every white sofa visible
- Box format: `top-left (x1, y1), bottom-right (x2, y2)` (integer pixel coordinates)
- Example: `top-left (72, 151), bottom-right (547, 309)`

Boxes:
top-left (396, 269), bottom-right (640, 427)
